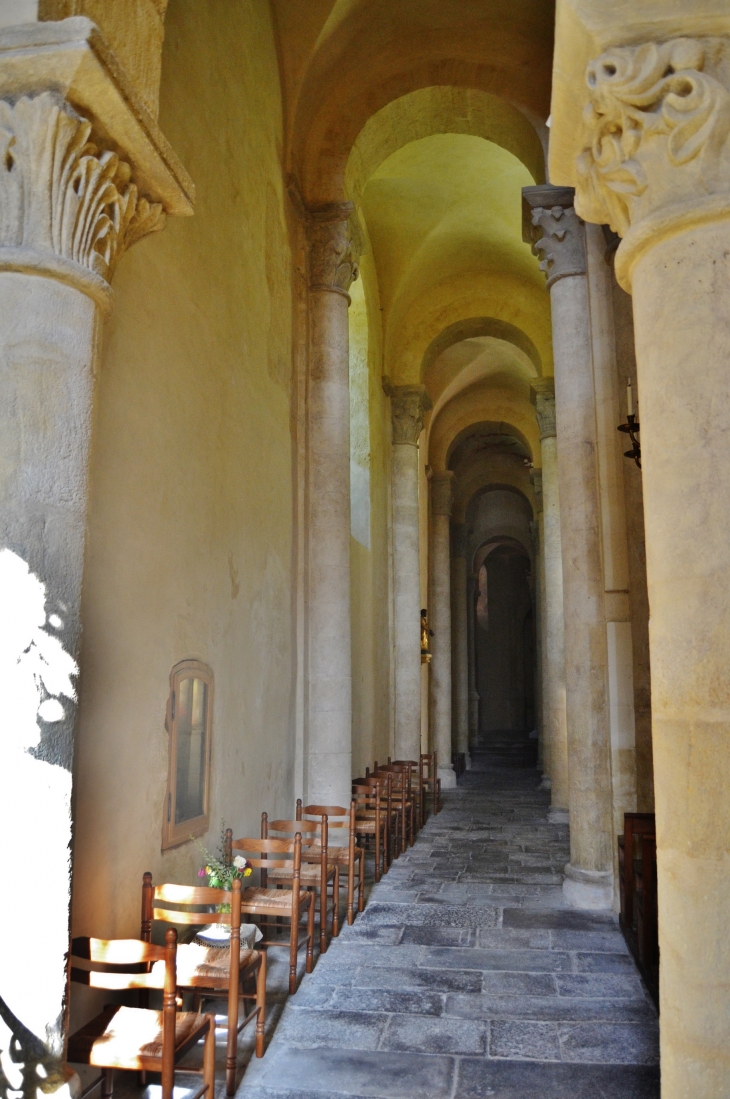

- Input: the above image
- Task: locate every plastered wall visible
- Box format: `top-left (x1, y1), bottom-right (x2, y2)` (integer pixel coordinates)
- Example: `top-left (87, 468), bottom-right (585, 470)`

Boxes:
top-left (71, 0), bottom-right (296, 949)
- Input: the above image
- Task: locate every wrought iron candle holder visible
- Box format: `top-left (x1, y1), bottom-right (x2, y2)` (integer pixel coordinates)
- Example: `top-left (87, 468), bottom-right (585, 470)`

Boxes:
top-left (618, 413), bottom-right (641, 468)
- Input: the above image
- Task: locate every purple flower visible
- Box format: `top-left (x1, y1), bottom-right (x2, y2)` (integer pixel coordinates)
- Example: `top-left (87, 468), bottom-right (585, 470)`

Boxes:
top-left (197, 868), bottom-right (206, 877)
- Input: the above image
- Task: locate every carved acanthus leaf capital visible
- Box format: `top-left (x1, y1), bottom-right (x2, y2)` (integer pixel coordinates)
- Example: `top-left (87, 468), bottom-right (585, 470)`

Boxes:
top-left (306, 206), bottom-right (359, 299)
top-left (431, 471), bottom-right (454, 518)
top-left (575, 37), bottom-right (730, 240)
top-left (386, 383), bottom-right (432, 445)
top-left (0, 93), bottom-right (165, 305)
top-left (530, 379), bottom-right (557, 440)
top-left (522, 185), bottom-right (587, 288)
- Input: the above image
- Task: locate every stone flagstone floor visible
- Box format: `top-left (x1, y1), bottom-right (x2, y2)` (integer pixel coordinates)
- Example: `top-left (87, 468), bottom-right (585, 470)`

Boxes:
top-left (238, 768), bottom-right (660, 1099)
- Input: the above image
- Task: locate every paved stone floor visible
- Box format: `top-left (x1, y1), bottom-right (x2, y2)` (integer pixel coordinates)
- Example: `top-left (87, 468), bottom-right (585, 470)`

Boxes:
top-left (239, 768), bottom-right (660, 1099)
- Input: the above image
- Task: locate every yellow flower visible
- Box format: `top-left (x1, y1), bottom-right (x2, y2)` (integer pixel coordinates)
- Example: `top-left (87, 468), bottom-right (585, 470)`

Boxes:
top-left (244, 867), bottom-right (252, 876)
top-left (205, 866), bottom-right (212, 875)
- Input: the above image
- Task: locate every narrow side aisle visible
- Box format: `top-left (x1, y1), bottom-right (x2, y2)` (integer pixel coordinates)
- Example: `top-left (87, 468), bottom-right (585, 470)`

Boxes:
top-left (240, 770), bottom-right (659, 1099)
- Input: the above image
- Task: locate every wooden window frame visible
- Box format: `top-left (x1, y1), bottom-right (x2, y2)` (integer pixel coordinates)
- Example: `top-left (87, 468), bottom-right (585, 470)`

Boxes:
top-left (162, 659), bottom-right (214, 851)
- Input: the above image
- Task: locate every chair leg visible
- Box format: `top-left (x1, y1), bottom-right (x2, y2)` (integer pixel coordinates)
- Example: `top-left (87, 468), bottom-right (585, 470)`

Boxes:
top-left (203, 1015), bottom-right (216, 1099)
top-left (225, 982), bottom-right (238, 1096)
top-left (332, 866), bottom-right (340, 938)
top-left (358, 852), bottom-right (365, 912)
top-left (288, 914), bottom-right (298, 994)
top-left (255, 950), bottom-right (266, 1058)
top-left (306, 896), bottom-right (315, 973)
top-left (374, 828), bottom-right (381, 882)
top-left (347, 857), bottom-right (355, 925)
top-left (101, 1069), bottom-right (114, 1099)
top-left (321, 882), bottom-right (329, 955)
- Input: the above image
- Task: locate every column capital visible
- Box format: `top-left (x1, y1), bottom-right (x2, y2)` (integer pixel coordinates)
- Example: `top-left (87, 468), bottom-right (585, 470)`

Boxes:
top-left (575, 36), bottom-right (730, 289)
top-left (305, 204), bottom-right (360, 300)
top-left (530, 378), bottom-right (557, 441)
top-left (0, 20), bottom-right (193, 309)
top-left (385, 383), bottom-right (432, 445)
top-left (431, 470), bottom-right (454, 517)
top-left (522, 185), bottom-right (587, 288)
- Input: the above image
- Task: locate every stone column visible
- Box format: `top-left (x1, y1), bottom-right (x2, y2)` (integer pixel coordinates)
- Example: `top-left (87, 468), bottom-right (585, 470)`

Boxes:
top-left (467, 571), bottom-right (480, 751)
top-left (431, 471), bottom-right (456, 787)
top-left (523, 186), bottom-right (613, 908)
top-left (306, 206), bottom-right (359, 808)
top-left (388, 384), bottom-right (430, 761)
top-left (451, 523), bottom-right (470, 765)
top-left (0, 20), bottom-right (192, 1087)
top-left (605, 231), bottom-right (654, 813)
top-left (529, 468), bottom-right (549, 789)
top-left (574, 36), bottom-right (730, 1092)
top-left (531, 381), bottom-right (570, 820)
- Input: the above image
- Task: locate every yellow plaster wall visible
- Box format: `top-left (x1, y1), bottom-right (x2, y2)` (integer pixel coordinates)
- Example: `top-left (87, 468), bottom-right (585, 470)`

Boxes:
top-left (71, 0), bottom-right (296, 943)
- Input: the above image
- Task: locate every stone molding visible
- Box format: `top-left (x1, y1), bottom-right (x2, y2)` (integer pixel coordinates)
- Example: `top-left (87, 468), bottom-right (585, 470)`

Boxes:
top-left (575, 37), bottom-right (730, 287)
top-left (385, 383), bottom-right (432, 446)
top-left (306, 204), bottom-right (359, 301)
top-left (522, 184), bottom-right (587, 288)
top-left (0, 92), bottom-right (164, 307)
top-left (530, 378), bottom-right (557, 441)
top-left (431, 471), bottom-right (454, 518)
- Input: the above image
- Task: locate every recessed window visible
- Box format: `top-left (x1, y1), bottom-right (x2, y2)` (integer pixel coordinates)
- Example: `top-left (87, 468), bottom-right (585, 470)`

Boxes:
top-left (162, 659), bottom-right (213, 850)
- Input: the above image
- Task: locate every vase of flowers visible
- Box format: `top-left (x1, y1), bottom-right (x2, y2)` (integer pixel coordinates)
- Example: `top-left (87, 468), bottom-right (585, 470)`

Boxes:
top-left (195, 828), bottom-right (251, 913)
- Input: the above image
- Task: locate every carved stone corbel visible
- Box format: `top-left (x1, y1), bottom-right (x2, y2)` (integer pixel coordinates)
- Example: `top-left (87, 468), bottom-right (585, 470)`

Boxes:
top-left (530, 378), bottom-right (557, 441)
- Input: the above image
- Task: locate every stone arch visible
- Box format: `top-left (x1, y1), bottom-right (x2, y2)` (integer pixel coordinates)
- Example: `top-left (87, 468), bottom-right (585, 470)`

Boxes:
top-left (345, 87), bottom-right (545, 207)
top-left (422, 317), bottom-right (542, 380)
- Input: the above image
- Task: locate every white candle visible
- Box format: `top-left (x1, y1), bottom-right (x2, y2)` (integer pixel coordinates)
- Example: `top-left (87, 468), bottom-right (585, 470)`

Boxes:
top-left (626, 378), bottom-right (634, 417)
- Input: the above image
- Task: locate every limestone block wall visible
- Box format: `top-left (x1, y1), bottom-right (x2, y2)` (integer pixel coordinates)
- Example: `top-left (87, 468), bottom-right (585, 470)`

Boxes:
top-left (70, 0), bottom-right (296, 955)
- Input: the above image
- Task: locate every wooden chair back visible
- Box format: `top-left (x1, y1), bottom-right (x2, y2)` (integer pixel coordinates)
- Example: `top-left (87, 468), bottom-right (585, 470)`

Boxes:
top-left (142, 875), bottom-right (242, 938)
top-left (70, 931), bottom-right (176, 993)
top-left (226, 829), bottom-right (303, 891)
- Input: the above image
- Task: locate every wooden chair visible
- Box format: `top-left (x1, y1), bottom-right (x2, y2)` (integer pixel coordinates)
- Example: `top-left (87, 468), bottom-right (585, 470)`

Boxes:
top-left (420, 751), bottom-right (442, 816)
top-left (68, 930), bottom-right (215, 1099)
top-left (297, 799), bottom-right (365, 925)
top-left (376, 764), bottom-right (415, 850)
top-left (262, 814), bottom-right (338, 953)
top-left (225, 830), bottom-right (315, 994)
top-left (141, 875), bottom-right (266, 1094)
top-left (619, 812), bottom-right (655, 932)
top-left (352, 784), bottom-right (386, 881)
top-left (392, 759), bottom-right (425, 829)
top-left (354, 772), bottom-right (398, 865)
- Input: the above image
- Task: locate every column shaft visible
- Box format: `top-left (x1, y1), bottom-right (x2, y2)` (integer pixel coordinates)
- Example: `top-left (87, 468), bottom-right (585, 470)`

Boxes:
top-left (388, 385), bottom-right (430, 762)
top-left (306, 211), bottom-right (358, 807)
top-left (541, 436), bottom-right (570, 815)
top-left (431, 472), bottom-right (456, 787)
top-left (451, 526), bottom-right (469, 763)
top-left (523, 185), bottom-right (614, 908)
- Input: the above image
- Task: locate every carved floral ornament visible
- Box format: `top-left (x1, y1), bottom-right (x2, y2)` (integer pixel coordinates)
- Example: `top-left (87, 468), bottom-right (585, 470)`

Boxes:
top-left (576, 37), bottom-right (730, 240)
top-left (0, 92), bottom-right (165, 307)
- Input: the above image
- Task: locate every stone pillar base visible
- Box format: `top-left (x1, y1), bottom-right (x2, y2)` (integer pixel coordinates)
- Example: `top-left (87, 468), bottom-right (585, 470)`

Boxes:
top-left (548, 806), bottom-right (569, 824)
top-left (540, 773), bottom-right (552, 790)
top-left (563, 863), bottom-right (613, 909)
top-left (438, 765), bottom-right (457, 789)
